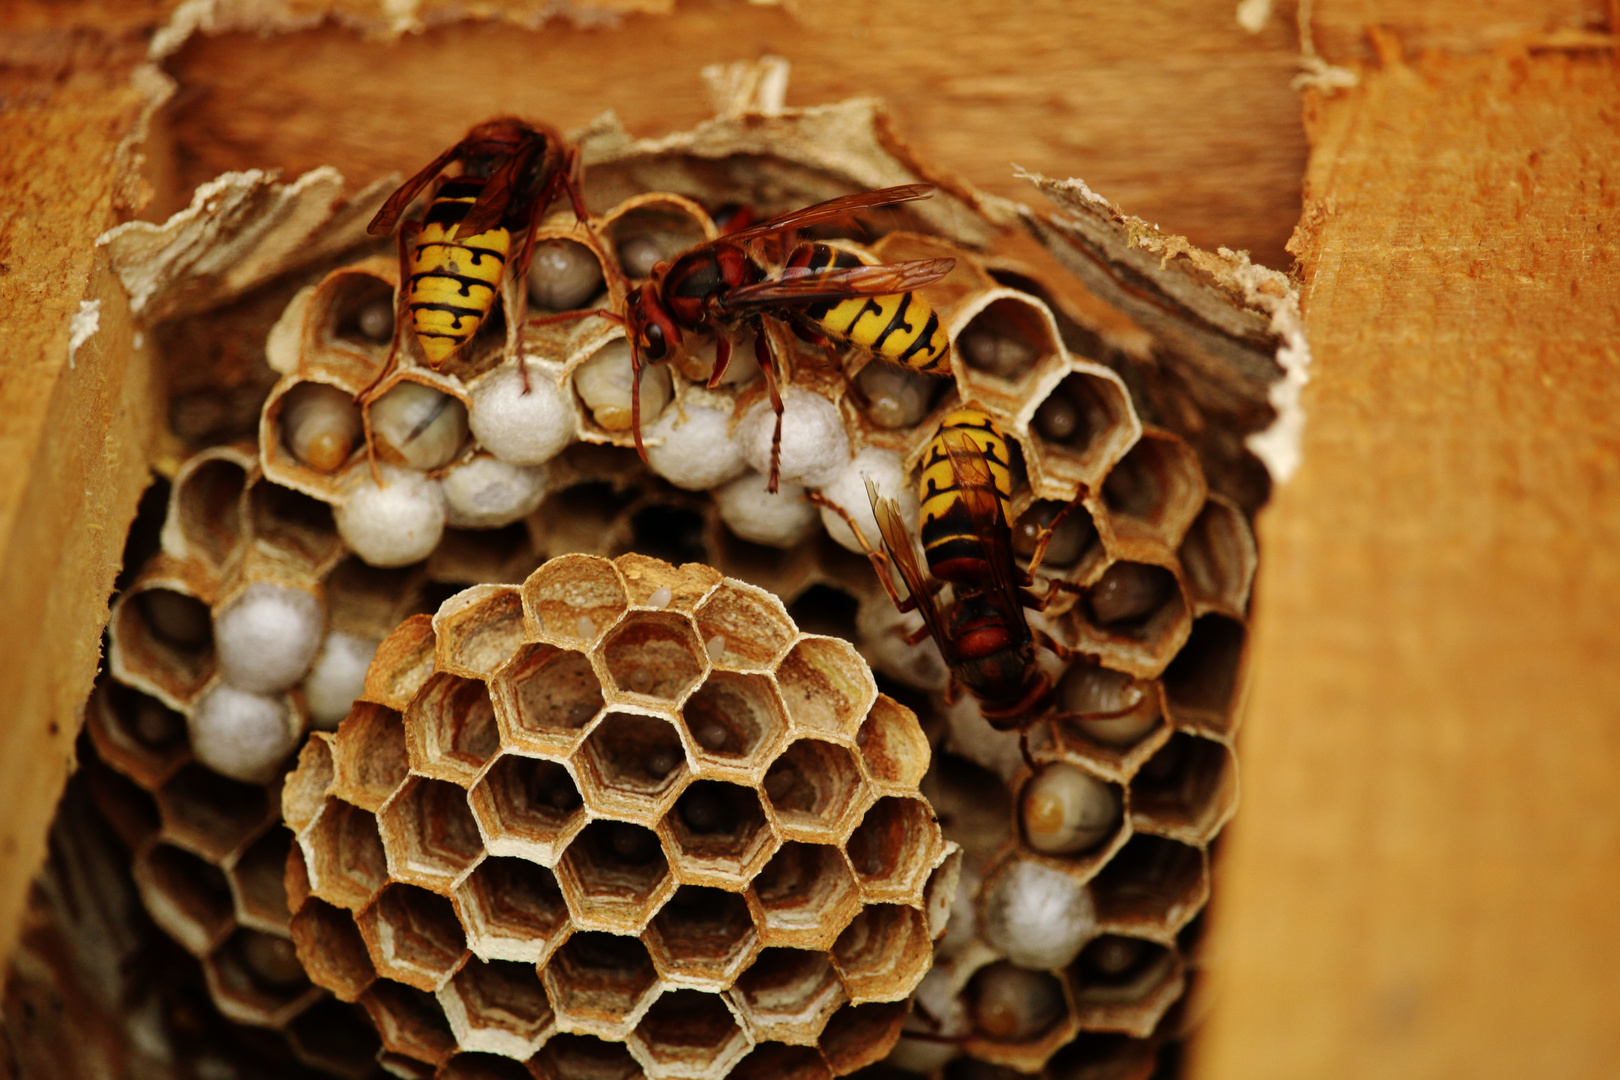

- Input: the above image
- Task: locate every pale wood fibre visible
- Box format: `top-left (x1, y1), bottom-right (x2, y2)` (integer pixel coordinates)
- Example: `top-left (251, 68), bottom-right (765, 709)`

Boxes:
top-left (1306, 0), bottom-right (1611, 61)
top-left (1191, 46), bottom-right (1620, 1080)
top-left (160, 0), bottom-right (1307, 268)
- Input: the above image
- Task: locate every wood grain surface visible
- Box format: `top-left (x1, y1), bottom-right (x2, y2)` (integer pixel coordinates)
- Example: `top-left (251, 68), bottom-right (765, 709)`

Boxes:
top-left (0, 50), bottom-right (162, 965)
top-left (159, 0), bottom-right (1308, 269)
top-left (1189, 42), bottom-right (1620, 1080)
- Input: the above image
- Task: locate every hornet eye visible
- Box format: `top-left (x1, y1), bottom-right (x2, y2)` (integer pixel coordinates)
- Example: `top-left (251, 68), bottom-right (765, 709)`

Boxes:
top-left (642, 322), bottom-right (667, 360)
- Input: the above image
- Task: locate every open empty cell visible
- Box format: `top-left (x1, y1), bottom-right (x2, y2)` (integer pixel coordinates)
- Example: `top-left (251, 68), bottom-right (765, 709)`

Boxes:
top-left (360, 979), bottom-right (459, 1067)
top-left (522, 554), bottom-right (628, 646)
top-left (557, 820), bottom-right (672, 930)
top-left (492, 643), bottom-right (604, 755)
top-left (229, 825), bottom-right (294, 930)
top-left (529, 1033), bottom-right (641, 1080)
top-left (785, 584), bottom-right (859, 643)
top-left (541, 932), bottom-right (661, 1036)
top-left (1101, 430), bottom-right (1206, 545)
top-left (378, 776), bottom-right (485, 890)
top-left (764, 739), bottom-right (866, 839)
top-left (469, 753), bottom-right (585, 864)
top-left (111, 582), bottom-right (214, 706)
top-left (730, 1042), bottom-right (832, 1080)
top-left (854, 696), bottom-right (930, 789)
top-left (1178, 497), bottom-right (1258, 616)
top-left (285, 997), bottom-right (383, 1080)
top-left (290, 895), bottom-right (377, 1001)
top-left (956, 296), bottom-right (1057, 384)
top-left (750, 842), bottom-right (860, 949)
top-left (82, 757), bottom-right (161, 852)
top-left (357, 882), bottom-right (470, 992)
top-left (1012, 499), bottom-right (1102, 576)
top-left (692, 583), bottom-right (795, 672)
top-left (1162, 614), bottom-right (1247, 737)
top-left (156, 764), bottom-right (273, 863)
top-left (1129, 731), bottom-right (1235, 842)
top-left (622, 502), bottom-right (711, 568)
top-left (304, 796), bottom-right (389, 910)
top-left (631, 988), bottom-right (750, 1077)
top-left (577, 712), bottom-right (688, 816)
top-left (817, 999), bottom-right (910, 1075)
top-left (599, 612), bottom-right (706, 702)
top-left (920, 753), bottom-right (1014, 864)
top-left (405, 673), bottom-right (501, 783)
top-left (438, 957), bottom-right (555, 1058)
top-left (454, 856), bottom-right (570, 965)
top-left (92, 680), bottom-right (189, 787)
top-left (205, 927), bottom-right (317, 1026)
top-left (1088, 833), bottom-right (1208, 936)
top-left (645, 885), bottom-right (758, 986)
top-left (133, 841), bottom-right (235, 955)
top-left (433, 586), bottom-right (528, 679)
top-left (170, 455), bottom-right (248, 567)
top-left (730, 948), bottom-right (845, 1044)
top-left (1026, 372), bottom-right (1133, 480)
top-left (250, 479), bottom-right (341, 568)
top-left (679, 671), bottom-right (789, 771)
top-left (331, 702), bottom-right (411, 810)
top-left (662, 780), bottom-right (774, 886)
top-left (774, 638), bottom-right (877, 739)
top-left (844, 796), bottom-right (942, 902)
top-left (831, 904), bottom-right (932, 1003)
top-left (136, 584), bottom-right (214, 651)
top-left (431, 522), bottom-right (534, 584)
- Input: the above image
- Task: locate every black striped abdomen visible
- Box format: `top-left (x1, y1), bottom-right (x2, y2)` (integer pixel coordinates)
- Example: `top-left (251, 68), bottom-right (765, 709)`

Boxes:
top-left (409, 178), bottom-right (511, 364)
top-left (791, 243), bottom-right (951, 375)
top-left (918, 408), bottom-right (1015, 580)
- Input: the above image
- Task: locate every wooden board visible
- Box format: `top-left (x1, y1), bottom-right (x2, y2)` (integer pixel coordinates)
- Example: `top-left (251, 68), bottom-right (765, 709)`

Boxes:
top-left (1308, 0), bottom-right (1610, 60)
top-left (0, 0), bottom-right (1311, 962)
top-left (0, 47), bottom-right (163, 967)
top-left (159, 0), bottom-right (1308, 269)
top-left (1188, 40), bottom-right (1620, 1080)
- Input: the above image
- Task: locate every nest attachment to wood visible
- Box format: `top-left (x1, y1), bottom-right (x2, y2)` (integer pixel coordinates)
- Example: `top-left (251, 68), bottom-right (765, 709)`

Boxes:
top-left (84, 71), bottom-right (1291, 1080)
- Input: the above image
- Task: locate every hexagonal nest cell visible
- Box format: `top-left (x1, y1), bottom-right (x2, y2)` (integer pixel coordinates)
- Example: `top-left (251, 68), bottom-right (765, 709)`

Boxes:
top-left (280, 553), bottom-right (948, 1073)
top-left (72, 69), bottom-right (1290, 1080)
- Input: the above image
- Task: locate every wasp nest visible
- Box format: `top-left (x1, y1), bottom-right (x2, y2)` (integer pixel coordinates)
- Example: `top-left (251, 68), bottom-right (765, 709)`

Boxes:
top-left (91, 445), bottom-right (416, 1077)
top-left (891, 477), bottom-right (1254, 1079)
top-left (88, 61), bottom-right (1294, 1079)
top-left (282, 552), bottom-right (956, 1080)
